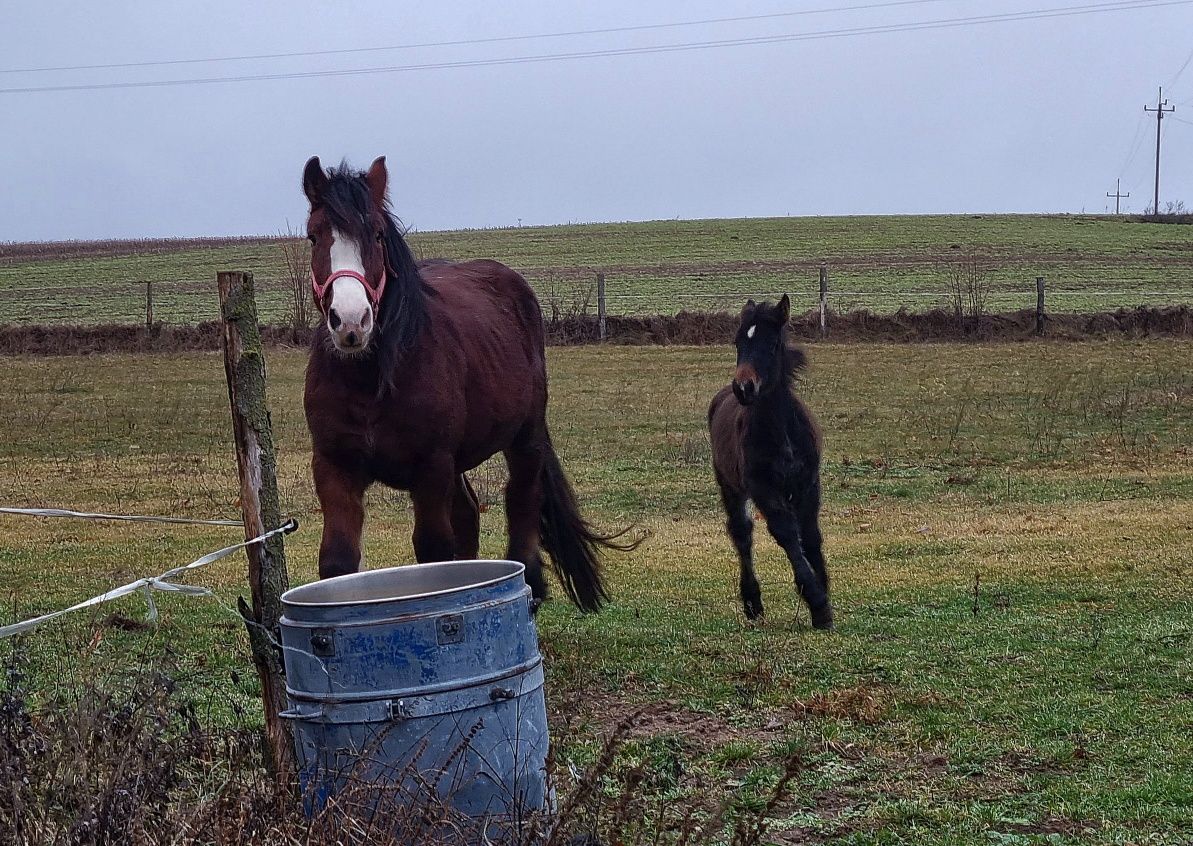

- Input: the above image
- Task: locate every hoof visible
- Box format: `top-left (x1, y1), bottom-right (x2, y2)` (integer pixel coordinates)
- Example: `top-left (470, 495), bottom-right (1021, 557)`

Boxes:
top-left (743, 600), bottom-right (765, 621)
top-left (529, 597), bottom-right (545, 616)
top-left (811, 605), bottom-right (835, 631)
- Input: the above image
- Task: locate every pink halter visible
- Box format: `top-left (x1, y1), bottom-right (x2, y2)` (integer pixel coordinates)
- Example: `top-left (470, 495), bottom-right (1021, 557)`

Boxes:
top-left (310, 267), bottom-right (388, 313)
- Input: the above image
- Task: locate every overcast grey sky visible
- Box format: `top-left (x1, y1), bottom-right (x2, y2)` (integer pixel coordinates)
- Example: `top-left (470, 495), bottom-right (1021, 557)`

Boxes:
top-left (2, 1), bottom-right (1191, 241)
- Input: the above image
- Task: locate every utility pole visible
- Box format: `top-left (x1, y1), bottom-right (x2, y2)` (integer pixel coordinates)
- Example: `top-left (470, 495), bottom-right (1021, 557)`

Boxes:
top-left (1106, 178), bottom-right (1130, 215)
top-left (1144, 87), bottom-right (1175, 216)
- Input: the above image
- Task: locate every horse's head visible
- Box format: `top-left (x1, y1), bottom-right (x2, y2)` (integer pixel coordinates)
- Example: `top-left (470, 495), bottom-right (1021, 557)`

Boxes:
top-left (732, 295), bottom-right (791, 406)
top-left (302, 155), bottom-right (392, 354)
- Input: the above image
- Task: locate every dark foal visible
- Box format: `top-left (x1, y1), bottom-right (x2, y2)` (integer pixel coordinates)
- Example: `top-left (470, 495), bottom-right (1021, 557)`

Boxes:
top-left (708, 296), bottom-right (833, 629)
top-left (301, 155), bottom-right (633, 612)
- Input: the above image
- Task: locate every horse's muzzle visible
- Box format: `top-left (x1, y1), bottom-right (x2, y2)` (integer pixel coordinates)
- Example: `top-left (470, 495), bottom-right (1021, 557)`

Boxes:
top-left (732, 379), bottom-right (758, 405)
top-left (733, 364), bottom-right (760, 405)
top-left (325, 285), bottom-right (375, 353)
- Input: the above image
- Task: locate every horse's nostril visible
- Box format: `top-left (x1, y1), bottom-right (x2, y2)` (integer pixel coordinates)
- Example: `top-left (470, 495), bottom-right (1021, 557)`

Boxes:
top-left (362, 311), bottom-right (372, 330)
top-left (328, 308), bottom-right (342, 330)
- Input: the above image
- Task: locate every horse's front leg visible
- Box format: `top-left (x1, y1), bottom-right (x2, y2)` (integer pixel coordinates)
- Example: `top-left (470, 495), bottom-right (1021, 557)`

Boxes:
top-left (451, 474), bottom-right (482, 560)
top-left (757, 497), bottom-right (834, 630)
top-left (410, 453), bottom-right (458, 563)
top-left (717, 474), bottom-right (762, 621)
top-left (313, 452), bottom-right (368, 579)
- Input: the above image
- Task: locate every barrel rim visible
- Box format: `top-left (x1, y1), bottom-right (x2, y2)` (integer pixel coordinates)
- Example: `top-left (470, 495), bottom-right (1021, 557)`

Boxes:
top-left (280, 559), bottom-right (526, 608)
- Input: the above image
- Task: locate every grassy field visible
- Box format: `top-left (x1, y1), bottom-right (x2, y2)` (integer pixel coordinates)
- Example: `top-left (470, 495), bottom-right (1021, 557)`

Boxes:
top-left (1, 214), bottom-right (1191, 325)
top-left (0, 340), bottom-right (1190, 843)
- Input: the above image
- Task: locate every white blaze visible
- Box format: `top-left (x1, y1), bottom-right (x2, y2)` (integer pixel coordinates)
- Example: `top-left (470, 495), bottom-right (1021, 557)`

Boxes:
top-left (747, 324), bottom-right (756, 339)
top-left (327, 228), bottom-right (373, 348)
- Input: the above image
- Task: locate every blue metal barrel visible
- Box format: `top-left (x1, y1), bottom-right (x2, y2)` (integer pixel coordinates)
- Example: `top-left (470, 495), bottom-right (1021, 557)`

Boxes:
top-left (278, 559), bottom-right (550, 832)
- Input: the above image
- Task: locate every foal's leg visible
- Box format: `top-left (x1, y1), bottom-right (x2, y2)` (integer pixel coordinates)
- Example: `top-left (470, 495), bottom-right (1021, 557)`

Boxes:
top-left (451, 474), bottom-right (481, 559)
top-left (717, 476), bottom-right (762, 620)
top-left (503, 438), bottom-right (549, 608)
top-left (758, 499), bottom-right (834, 630)
top-left (798, 479), bottom-right (830, 595)
top-left (313, 453), bottom-right (368, 579)
top-left (409, 453), bottom-right (458, 564)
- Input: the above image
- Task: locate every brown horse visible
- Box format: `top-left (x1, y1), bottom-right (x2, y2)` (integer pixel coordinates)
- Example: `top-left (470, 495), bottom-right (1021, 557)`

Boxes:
top-left (708, 296), bottom-right (833, 629)
top-left (300, 155), bottom-right (631, 612)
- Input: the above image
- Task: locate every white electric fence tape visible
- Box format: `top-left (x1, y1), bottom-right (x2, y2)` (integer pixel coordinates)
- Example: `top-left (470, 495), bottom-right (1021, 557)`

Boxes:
top-left (0, 517), bottom-right (297, 639)
top-left (0, 506), bottom-right (243, 526)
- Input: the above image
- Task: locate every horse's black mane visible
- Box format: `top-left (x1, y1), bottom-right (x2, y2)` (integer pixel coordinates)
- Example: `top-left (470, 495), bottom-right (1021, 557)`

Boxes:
top-left (323, 161), bottom-right (426, 389)
top-left (748, 299), bottom-right (807, 385)
top-left (782, 335), bottom-right (808, 382)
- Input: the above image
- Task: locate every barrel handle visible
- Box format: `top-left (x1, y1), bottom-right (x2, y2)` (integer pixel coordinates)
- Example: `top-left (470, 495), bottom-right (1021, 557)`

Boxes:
top-left (279, 706), bottom-right (323, 720)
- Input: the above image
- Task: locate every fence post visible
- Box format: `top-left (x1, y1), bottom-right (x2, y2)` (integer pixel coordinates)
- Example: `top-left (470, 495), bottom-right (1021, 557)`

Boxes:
top-left (597, 271), bottom-right (607, 341)
top-left (1035, 276), bottom-right (1045, 335)
top-left (217, 270), bottom-right (296, 789)
top-left (145, 281), bottom-right (154, 329)
top-left (819, 262), bottom-right (829, 339)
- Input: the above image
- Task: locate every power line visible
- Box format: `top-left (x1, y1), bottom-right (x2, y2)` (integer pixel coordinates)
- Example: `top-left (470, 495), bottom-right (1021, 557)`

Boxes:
top-left (1116, 111), bottom-right (1149, 178)
top-left (1, 0), bottom-right (1188, 95)
top-left (0, 0), bottom-right (967, 75)
top-left (1164, 45), bottom-right (1193, 88)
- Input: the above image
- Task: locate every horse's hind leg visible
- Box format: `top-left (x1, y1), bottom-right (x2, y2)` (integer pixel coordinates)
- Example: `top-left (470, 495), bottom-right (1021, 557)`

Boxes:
top-left (451, 474), bottom-right (481, 559)
top-left (759, 499), bottom-right (833, 630)
top-left (503, 438), bottom-right (549, 607)
top-left (718, 476), bottom-right (762, 620)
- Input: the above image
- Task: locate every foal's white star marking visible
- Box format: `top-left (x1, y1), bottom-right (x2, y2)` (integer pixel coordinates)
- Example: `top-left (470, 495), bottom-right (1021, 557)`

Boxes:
top-left (747, 325), bottom-right (756, 339)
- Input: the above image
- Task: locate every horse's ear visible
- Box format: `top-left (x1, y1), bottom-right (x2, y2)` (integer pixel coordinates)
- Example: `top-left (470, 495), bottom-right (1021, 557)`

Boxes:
top-left (303, 156), bottom-right (327, 206)
top-left (366, 156), bottom-right (389, 208)
top-left (742, 298), bottom-right (756, 317)
top-left (776, 294), bottom-right (790, 324)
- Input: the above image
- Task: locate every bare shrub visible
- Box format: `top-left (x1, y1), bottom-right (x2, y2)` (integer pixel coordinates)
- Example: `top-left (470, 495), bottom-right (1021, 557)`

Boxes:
top-left (278, 226), bottom-right (315, 334)
top-left (1, 636), bottom-right (804, 846)
top-left (939, 254), bottom-right (991, 327)
top-left (0, 646), bottom-right (208, 846)
top-left (539, 272), bottom-right (595, 343)
top-left (1139, 199), bottom-right (1193, 224)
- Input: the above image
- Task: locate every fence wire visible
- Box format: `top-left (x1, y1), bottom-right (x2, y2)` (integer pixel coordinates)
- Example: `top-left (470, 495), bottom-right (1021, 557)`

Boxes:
top-left (0, 263), bottom-right (1190, 326)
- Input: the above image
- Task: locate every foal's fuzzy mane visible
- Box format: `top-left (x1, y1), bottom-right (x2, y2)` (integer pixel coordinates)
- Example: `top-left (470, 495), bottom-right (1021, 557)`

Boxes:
top-left (321, 161), bottom-right (426, 391)
top-left (782, 339), bottom-right (809, 382)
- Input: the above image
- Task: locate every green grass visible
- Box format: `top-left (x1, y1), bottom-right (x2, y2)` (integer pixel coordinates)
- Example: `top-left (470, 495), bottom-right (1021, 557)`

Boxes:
top-left (0, 341), bottom-right (1191, 843)
top-left (1, 214), bottom-right (1191, 324)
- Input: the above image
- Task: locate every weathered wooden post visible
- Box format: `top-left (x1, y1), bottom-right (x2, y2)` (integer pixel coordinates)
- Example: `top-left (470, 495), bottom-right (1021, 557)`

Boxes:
top-left (819, 262), bottom-right (829, 339)
top-left (1036, 276), bottom-right (1046, 335)
top-left (217, 270), bottom-right (296, 787)
top-left (596, 271), bottom-right (607, 341)
top-left (145, 281), bottom-right (154, 329)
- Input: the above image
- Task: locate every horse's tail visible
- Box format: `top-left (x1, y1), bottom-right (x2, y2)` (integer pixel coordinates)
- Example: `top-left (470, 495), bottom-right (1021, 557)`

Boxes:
top-left (539, 431), bottom-right (639, 613)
